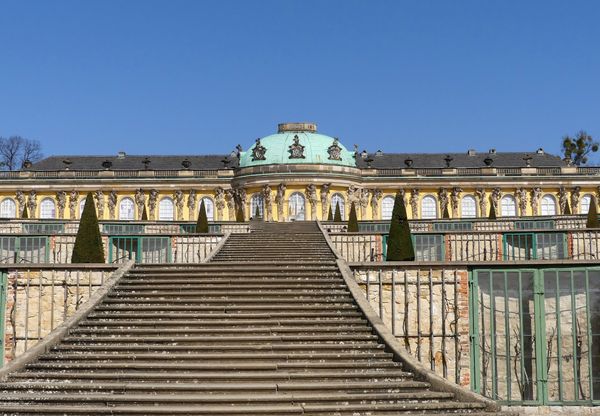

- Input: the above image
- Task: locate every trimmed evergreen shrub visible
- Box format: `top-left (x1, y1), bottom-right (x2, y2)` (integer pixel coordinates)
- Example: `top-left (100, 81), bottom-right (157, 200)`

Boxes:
top-left (196, 199), bottom-right (209, 233)
top-left (333, 202), bottom-right (342, 222)
top-left (21, 205), bottom-right (28, 219)
top-left (141, 205), bottom-right (148, 221)
top-left (587, 197), bottom-right (599, 228)
top-left (327, 206), bottom-right (333, 221)
top-left (564, 201), bottom-right (572, 215)
top-left (347, 202), bottom-right (359, 232)
top-left (72, 192), bottom-right (105, 263)
top-left (235, 204), bottom-right (245, 222)
top-left (386, 192), bottom-right (415, 261)
top-left (488, 199), bottom-right (497, 220)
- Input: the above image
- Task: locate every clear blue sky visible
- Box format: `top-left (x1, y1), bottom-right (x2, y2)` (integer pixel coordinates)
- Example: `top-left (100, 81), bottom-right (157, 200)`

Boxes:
top-left (1, 0), bottom-right (599, 161)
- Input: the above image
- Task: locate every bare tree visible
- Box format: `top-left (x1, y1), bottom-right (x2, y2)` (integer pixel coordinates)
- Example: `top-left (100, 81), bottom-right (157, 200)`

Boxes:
top-left (0, 136), bottom-right (43, 170)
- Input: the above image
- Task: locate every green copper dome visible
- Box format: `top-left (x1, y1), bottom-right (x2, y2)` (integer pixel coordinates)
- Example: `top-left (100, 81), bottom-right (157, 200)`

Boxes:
top-left (239, 123), bottom-right (356, 168)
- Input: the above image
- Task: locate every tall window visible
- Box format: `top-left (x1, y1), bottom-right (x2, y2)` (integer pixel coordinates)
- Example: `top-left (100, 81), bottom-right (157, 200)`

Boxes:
top-left (0, 198), bottom-right (16, 218)
top-left (421, 195), bottom-right (437, 219)
top-left (381, 196), bottom-right (394, 220)
top-left (461, 195), bottom-right (477, 218)
top-left (331, 193), bottom-right (345, 219)
top-left (119, 197), bottom-right (135, 220)
top-left (158, 197), bottom-right (174, 221)
top-left (201, 197), bottom-right (214, 221)
top-left (289, 192), bottom-right (305, 221)
top-left (79, 198), bottom-right (87, 218)
top-left (500, 195), bottom-right (517, 217)
top-left (580, 194), bottom-right (592, 214)
top-left (250, 194), bottom-right (264, 218)
top-left (540, 195), bottom-right (557, 216)
top-left (40, 198), bottom-right (56, 219)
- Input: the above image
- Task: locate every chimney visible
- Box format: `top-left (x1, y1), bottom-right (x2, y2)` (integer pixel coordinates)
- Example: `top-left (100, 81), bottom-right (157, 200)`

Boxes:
top-left (117, 151), bottom-right (126, 159)
top-left (467, 149), bottom-right (477, 156)
top-left (536, 148), bottom-right (544, 155)
top-left (488, 149), bottom-right (496, 155)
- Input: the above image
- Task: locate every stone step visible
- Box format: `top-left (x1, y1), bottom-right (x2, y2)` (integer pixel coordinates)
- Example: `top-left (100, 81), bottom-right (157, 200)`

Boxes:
top-left (79, 318), bottom-right (367, 326)
top-left (63, 334), bottom-right (379, 343)
top-left (109, 289), bottom-right (351, 296)
top-left (100, 298), bottom-right (354, 305)
top-left (92, 304), bottom-right (358, 311)
top-left (86, 311), bottom-right (364, 319)
top-left (118, 278), bottom-right (344, 284)
top-left (69, 326), bottom-right (373, 335)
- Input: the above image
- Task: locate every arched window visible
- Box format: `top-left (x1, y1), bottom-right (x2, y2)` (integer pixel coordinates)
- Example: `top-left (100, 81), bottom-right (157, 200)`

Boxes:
top-left (500, 195), bottom-right (517, 217)
top-left (289, 192), bottom-right (305, 221)
top-left (40, 198), bottom-right (56, 219)
top-left (119, 197), bottom-right (135, 220)
top-left (158, 197), bottom-right (174, 221)
top-left (79, 198), bottom-right (87, 218)
top-left (461, 195), bottom-right (477, 218)
top-left (331, 193), bottom-right (345, 219)
top-left (381, 196), bottom-right (395, 220)
top-left (580, 194), bottom-right (593, 215)
top-left (421, 195), bottom-right (437, 219)
top-left (201, 197), bottom-right (214, 221)
top-left (250, 194), bottom-right (264, 218)
top-left (540, 195), bottom-right (557, 216)
top-left (0, 198), bottom-right (16, 218)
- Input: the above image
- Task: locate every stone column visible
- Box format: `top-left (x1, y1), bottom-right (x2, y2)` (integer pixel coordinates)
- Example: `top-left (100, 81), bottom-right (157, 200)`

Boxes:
top-left (214, 187), bottom-right (225, 221)
top-left (320, 183), bottom-right (331, 219)
top-left (530, 188), bottom-right (541, 216)
top-left (475, 188), bottom-right (486, 218)
top-left (305, 184), bottom-right (318, 220)
top-left (174, 190), bottom-right (185, 221)
top-left (107, 191), bottom-right (117, 219)
top-left (187, 190), bottom-right (197, 220)
top-left (370, 188), bottom-right (382, 219)
top-left (94, 190), bottom-right (105, 219)
top-left (56, 191), bottom-right (67, 219)
top-left (148, 189), bottom-right (159, 220)
top-left (68, 190), bottom-right (78, 219)
top-left (409, 189), bottom-right (419, 219)
top-left (450, 187), bottom-right (462, 218)
top-left (275, 183), bottom-right (286, 222)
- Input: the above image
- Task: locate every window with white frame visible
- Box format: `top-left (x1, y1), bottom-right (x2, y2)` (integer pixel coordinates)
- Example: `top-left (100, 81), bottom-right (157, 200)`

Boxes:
top-left (201, 197), bottom-right (214, 221)
top-left (331, 193), bottom-right (345, 219)
top-left (250, 194), bottom-right (264, 218)
top-left (79, 198), bottom-right (87, 218)
top-left (289, 192), bottom-right (305, 220)
top-left (158, 198), bottom-right (174, 221)
top-left (580, 194), bottom-right (592, 214)
top-left (500, 195), bottom-right (517, 217)
top-left (421, 195), bottom-right (437, 219)
top-left (119, 198), bottom-right (135, 220)
top-left (0, 198), bottom-right (16, 218)
top-left (40, 198), bottom-right (56, 219)
top-left (381, 196), bottom-right (395, 220)
top-left (540, 195), bottom-right (557, 216)
top-left (461, 195), bottom-right (477, 218)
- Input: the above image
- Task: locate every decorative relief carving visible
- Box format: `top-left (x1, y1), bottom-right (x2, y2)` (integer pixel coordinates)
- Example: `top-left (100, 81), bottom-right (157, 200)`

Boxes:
top-left (174, 190), bottom-right (185, 221)
top-left (320, 183), bottom-right (331, 219)
top-left (275, 183), bottom-right (286, 221)
top-left (370, 188), bottom-right (382, 219)
top-left (68, 190), bottom-right (78, 219)
top-left (251, 138), bottom-right (267, 161)
top-left (135, 189), bottom-right (146, 220)
top-left (214, 187), bottom-right (225, 221)
top-left (475, 188), bottom-right (487, 218)
top-left (305, 184), bottom-right (318, 219)
top-left (288, 135), bottom-right (305, 159)
top-left (515, 188), bottom-right (528, 216)
top-left (107, 191), bottom-right (117, 219)
top-left (148, 189), bottom-right (159, 220)
top-left (571, 186), bottom-right (581, 214)
top-left (262, 185), bottom-right (273, 221)
top-left (56, 191), bottom-right (67, 219)
top-left (327, 139), bottom-right (342, 161)
top-left (94, 190), bottom-right (105, 219)
top-left (410, 189), bottom-right (419, 219)
top-left (450, 187), bottom-right (462, 218)
top-left (530, 188), bottom-right (541, 216)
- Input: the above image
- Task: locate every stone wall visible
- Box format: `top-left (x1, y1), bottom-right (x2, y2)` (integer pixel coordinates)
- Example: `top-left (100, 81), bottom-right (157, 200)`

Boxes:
top-left (3, 267), bottom-right (115, 362)
top-left (352, 266), bottom-right (471, 386)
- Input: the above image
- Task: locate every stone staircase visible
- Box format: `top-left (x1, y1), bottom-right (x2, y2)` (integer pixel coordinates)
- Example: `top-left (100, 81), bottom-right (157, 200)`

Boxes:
top-left (0, 221), bottom-right (510, 415)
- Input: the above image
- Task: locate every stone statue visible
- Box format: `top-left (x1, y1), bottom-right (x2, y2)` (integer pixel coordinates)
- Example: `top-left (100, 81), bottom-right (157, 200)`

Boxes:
top-left (359, 188), bottom-right (370, 219)
top-left (530, 187), bottom-right (542, 216)
top-left (320, 183), bottom-right (331, 219)
top-left (27, 190), bottom-right (37, 218)
top-left (68, 190), bottom-right (78, 219)
top-left (475, 188), bottom-right (487, 218)
top-left (15, 191), bottom-right (25, 217)
top-left (409, 189), bottom-right (419, 219)
top-left (94, 190), bottom-right (105, 219)
top-left (450, 187), bottom-right (462, 218)
top-left (148, 189), bottom-right (159, 220)
top-left (558, 186), bottom-right (569, 214)
top-left (56, 191), bottom-right (67, 219)
top-left (225, 189), bottom-right (235, 221)
top-left (234, 187), bottom-right (247, 218)
top-left (347, 185), bottom-right (359, 205)
top-left (107, 191), bottom-right (117, 219)
top-left (275, 183), bottom-right (286, 221)
top-left (262, 185), bottom-right (273, 221)
top-left (174, 190), bottom-right (185, 220)
top-left (214, 187), bottom-right (225, 221)
top-left (490, 188), bottom-right (501, 213)
top-left (135, 189), bottom-right (146, 220)
top-left (305, 184), bottom-right (318, 220)
top-left (571, 186), bottom-right (581, 214)
top-left (438, 188), bottom-right (449, 218)
top-left (370, 188), bottom-right (382, 219)
top-left (187, 190), bottom-right (197, 218)
top-left (515, 188), bottom-right (528, 216)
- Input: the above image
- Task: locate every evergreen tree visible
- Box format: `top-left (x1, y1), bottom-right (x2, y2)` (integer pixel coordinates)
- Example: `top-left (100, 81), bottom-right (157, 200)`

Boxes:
top-left (196, 199), bottom-right (209, 233)
top-left (347, 202), bottom-right (359, 232)
top-left (587, 197), bottom-right (599, 229)
top-left (71, 192), bottom-right (105, 263)
top-left (327, 205), bottom-right (333, 221)
top-left (235, 204), bottom-right (245, 222)
top-left (386, 192), bottom-right (415, 261)
top-left (488, 198), bottom-right (497, 220)
top-left (141, 205), bottom-right (148, 221)
top-left (333, 202), bottom-right (342, 222)
top-left (564, 201), bottom-right (572, 215)
top-left (21, 205), bottom-right (28, 219)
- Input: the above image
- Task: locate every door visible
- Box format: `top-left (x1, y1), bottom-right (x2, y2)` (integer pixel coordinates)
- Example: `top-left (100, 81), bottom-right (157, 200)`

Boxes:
top-left (288, 192), bottom-right (305, 221)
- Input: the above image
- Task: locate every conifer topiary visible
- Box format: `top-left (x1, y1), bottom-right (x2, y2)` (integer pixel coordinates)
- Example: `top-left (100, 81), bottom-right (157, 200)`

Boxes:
top-left (587, 197), bottom-right (599, 228)
top-left (72, 192), bottom-right (105, 263)
top-left (488, 198), bottom-right (497, 220)
top-left (333, 202), bottom-right (342, 222)
top-left (21, 205), bottom-right (28, 219)
top-left (386, 192), bottom-right (415, 261)
top-left (327, 206), bottom-right (333, 221)
top-left (347, 202), bottom-right (359, 232)
top-left (196, 199), bottom-right (209, 233)
top-left (141, 205), bottom-right (148, 221)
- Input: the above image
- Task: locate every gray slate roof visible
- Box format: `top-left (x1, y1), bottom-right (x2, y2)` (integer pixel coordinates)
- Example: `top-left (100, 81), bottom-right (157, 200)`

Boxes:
top-left (28, 151), bottom-right (564, 171)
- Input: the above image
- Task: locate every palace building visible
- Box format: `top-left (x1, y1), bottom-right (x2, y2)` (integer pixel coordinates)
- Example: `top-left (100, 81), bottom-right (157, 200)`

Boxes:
top-left (1, 122), bottom-right (598, 223)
